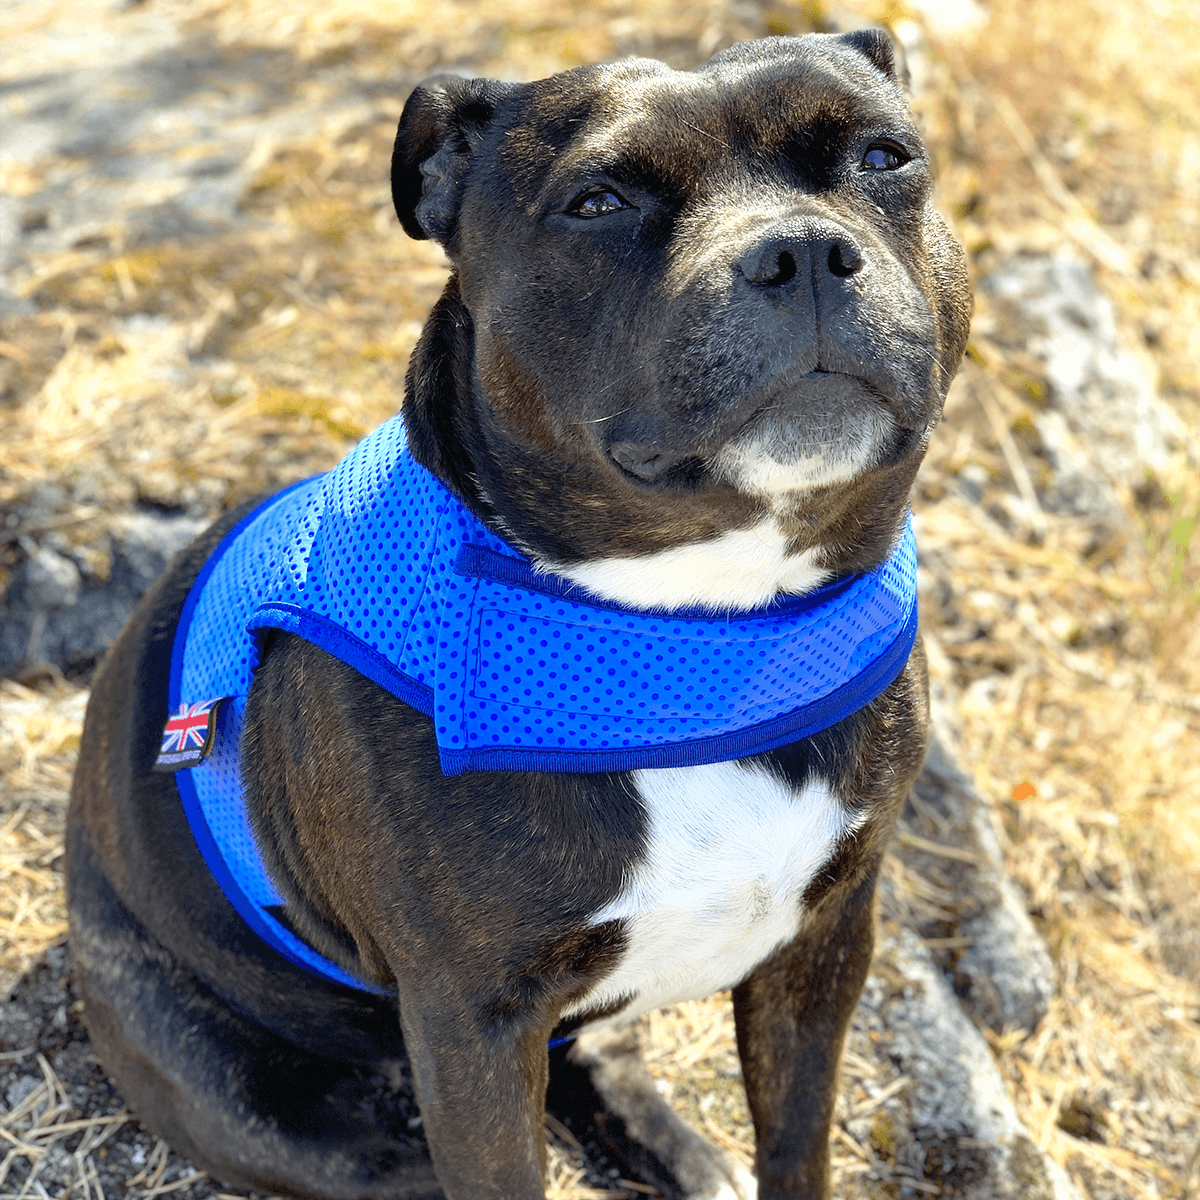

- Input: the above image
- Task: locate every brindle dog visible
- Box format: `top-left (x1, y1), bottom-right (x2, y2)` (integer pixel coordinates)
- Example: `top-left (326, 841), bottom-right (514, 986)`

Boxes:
top-left (68, 31), bottom-right (970, 1200)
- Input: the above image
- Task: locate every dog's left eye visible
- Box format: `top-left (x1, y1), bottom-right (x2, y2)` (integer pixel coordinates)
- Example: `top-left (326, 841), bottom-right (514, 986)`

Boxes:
top-left (569, 189), bottom-right (631, 218)
top-left (861, 142), bottom-right (909, 171)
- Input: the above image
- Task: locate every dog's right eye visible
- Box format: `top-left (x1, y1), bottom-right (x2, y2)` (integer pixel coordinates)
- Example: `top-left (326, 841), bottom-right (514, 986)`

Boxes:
top-left (569, 189), bottom-right (631, 218)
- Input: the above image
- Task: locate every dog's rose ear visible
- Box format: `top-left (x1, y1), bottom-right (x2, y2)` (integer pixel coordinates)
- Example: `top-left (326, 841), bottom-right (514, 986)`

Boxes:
top-left (392, 75), bottom-right (511, 244)
top-left (833, 28), bottom-right (897, 80)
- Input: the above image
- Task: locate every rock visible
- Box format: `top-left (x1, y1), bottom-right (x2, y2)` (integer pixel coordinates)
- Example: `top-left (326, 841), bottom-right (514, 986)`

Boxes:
top-left (848, 926), bottom-right (1082, 1200)
top-left (978, 254), bottom-right (1185, 518)
top-left (0, 0), bottom-right (401, 275)
top-left (0, 279), bottom-right (34, 317)
top-left (893, 705), bottom-right (1057, 1035)
top-left (0, 510), bottom-right (208, 677)
top-left (22, 545), bottom-right (82, 611)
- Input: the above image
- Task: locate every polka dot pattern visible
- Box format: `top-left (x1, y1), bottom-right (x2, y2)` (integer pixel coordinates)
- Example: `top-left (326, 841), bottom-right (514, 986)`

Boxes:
top-left (453, 533), bottom-right (915, 755)
top-left (179, 476), bottom-right (326, 910)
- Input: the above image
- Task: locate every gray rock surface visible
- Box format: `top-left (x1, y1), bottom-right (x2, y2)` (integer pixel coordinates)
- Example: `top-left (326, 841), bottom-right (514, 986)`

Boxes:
top-left (852, 927), bottom-right (1082, 1200)
top-left (892, 713), bottom-right (1057, 1035)
top-left (0, 0), bottom-right (417, 681)
top-left (0, 0), bottom-right (393, 271)
top-left (978, 254), bottom-right (1186, 518)
top-left (0, 510), bottom-right (208, 678)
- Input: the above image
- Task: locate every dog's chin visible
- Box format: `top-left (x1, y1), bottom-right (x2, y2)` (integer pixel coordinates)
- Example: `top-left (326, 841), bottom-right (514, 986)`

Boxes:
top-left (712, 372), bottom-right (899, 501)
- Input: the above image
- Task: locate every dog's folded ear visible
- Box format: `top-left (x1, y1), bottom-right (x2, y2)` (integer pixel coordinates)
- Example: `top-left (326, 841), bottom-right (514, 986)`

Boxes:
top-left (832, 28), bottom-right (897, 81)
top-left (392, 75), bottom-right (512, 245)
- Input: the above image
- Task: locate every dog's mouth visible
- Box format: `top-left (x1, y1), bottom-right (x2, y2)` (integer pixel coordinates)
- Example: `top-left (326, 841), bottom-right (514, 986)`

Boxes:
top-left (801, 367), bottom-right (909, 419)
top-left (605, 368), bottom-right (908, 490)
top-left (732, 366), bottom-right (915, 442)
top-left (709, 369), bottom-right (910, 499)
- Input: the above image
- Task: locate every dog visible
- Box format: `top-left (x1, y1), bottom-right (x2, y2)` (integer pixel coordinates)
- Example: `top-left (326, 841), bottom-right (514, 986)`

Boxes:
top-left (67, 30), bottom-right (970, 1200)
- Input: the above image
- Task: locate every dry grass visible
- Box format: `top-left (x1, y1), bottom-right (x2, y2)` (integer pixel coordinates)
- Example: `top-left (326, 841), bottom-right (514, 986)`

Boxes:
top-left (0, 681), bottom-right (80, 993)
top-left (3, 0), bottom-right (1200, 1196)
top-left (901, 4), bottom-right (1200, 1190)
top-left (0, 1049), bottom-right (128, 1198)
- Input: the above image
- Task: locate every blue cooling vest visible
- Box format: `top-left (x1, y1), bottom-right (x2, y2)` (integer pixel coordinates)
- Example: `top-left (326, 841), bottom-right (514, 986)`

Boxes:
top-left (166, 413), bottom-right (919, 990)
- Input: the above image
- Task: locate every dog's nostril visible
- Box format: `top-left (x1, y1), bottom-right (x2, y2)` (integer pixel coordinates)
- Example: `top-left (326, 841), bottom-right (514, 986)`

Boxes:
top-left (769, 250), bottom-right (797, 287)
top-left (743, 245), bottom-right (799, 288)
top-left (828, 241), bottom-right (863, 277)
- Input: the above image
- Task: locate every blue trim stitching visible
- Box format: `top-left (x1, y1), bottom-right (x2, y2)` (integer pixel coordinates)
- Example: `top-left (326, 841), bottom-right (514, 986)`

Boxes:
top-left (248, 604), bottom-right (436, 718)
top-left (168, 488), bottom-right (392, 995)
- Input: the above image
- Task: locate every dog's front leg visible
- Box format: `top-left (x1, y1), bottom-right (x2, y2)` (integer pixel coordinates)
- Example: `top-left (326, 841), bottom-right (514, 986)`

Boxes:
top-left (731, 866), bottom-right (880, 1200)
top-left (395, 987), bottom-right (551, 1200)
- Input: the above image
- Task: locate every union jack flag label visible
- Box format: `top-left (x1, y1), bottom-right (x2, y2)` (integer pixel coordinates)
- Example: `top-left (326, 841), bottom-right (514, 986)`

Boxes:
top-left (153, 697), bottom-right (231, 773)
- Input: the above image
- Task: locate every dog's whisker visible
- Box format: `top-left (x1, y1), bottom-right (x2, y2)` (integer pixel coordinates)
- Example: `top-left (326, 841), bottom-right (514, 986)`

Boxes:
top-left (570, 401), bottom-right (637, 426)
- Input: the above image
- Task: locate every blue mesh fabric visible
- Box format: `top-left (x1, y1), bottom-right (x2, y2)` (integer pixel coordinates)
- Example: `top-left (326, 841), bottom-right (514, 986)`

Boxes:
top-left (168, 412), bottom-right (918, 987)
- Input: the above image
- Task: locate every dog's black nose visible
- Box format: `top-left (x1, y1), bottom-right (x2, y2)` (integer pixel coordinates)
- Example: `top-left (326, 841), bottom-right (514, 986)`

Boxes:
top-left (739, 225), bottom-right (864, 288)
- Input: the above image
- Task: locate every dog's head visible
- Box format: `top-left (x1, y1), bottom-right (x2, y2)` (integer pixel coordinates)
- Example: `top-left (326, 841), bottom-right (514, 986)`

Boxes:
top-left (392, 33), bottom-right (970, 609)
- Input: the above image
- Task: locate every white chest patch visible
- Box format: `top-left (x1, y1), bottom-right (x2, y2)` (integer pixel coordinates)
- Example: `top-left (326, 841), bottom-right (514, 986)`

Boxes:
top-left (541, 518), bottom-right (829, 612)
top-left (565, 760), bottom-right (862, 1026)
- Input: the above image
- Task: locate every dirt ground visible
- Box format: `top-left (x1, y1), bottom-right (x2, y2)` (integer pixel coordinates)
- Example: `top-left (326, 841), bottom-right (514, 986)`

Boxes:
top-left (2, 0), bottom-right (1200, 1197)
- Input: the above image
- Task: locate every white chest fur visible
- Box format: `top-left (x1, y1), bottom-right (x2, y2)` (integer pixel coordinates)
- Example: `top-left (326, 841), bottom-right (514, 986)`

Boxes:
top-left (540, 518), bottom-right (829, 612)
top-left (565, 760), bottom-right (862, 1025)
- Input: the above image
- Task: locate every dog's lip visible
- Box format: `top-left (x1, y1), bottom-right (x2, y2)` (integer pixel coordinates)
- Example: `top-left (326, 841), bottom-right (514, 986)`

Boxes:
top-left (808, 367), bottom-right (894, 403)
top-left (604, 372), bottom-right (911, 484)
top-left (607, 441), bottom-right (706, 486)
top-left (764, 368), bottom-right (915, 429)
